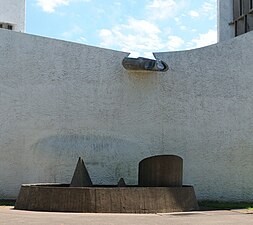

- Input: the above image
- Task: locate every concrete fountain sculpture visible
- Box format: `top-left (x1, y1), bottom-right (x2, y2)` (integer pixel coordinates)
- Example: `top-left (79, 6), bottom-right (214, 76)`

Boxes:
top-left (15, 155), bottom-right (198, 213)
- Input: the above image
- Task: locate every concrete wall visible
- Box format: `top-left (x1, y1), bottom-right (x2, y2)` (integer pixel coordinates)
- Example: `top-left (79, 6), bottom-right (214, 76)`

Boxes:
top-left (0, 0), bottom-right (25, 32)
top-left (0, 29), bottom-right (253, 201)
top-left (218, 0), bottom-right (234, 42)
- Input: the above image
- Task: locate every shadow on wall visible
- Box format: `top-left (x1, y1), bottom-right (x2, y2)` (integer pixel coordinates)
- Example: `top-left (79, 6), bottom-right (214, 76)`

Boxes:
top-left (30, 134), bottom-right (144, 185)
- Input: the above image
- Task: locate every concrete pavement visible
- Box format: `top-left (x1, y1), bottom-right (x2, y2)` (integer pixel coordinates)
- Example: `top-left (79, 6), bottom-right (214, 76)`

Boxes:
top-left (0, 206), bottom-right (253, 225)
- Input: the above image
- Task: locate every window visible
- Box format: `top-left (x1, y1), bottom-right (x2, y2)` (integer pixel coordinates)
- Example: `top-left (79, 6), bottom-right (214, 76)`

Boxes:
top-left (239, 0), bottom-right (243, 16)
top-left (234, 0), bottom-right (240, 19)
top-left (0, 23), bottom-right (13, 30)
top-left (232, 0), bottom-right (253, 36)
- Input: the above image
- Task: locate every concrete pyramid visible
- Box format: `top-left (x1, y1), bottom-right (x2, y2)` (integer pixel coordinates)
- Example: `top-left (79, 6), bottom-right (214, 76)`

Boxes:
top-left (117, 178), bottom-right (126, 187)
top-left (70, 157), bottom-right (92, 187)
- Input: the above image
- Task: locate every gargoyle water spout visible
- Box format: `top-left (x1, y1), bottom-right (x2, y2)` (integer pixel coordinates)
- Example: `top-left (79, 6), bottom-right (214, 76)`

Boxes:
top-left (122, 57), bottom-right (168, 72)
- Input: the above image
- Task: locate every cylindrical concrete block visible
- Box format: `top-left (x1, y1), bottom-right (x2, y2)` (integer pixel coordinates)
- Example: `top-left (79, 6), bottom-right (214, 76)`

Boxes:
top-left (138, 155), bottom-right (183, 187)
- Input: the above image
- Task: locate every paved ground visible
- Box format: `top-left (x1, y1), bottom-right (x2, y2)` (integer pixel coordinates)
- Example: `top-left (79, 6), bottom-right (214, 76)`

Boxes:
top-left (0, 207), bottom-right (253, 225)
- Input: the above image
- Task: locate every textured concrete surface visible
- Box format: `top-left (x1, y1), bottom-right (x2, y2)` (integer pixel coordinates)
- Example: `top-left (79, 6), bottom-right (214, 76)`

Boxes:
top-left (1, 28), bottom-right (253, 201)
top-left (0, 207), bottom-right (253, 225)
top-left (0, 0), bottom-right (25, 32)
top-left (218, 0), bottom-right (234, 42)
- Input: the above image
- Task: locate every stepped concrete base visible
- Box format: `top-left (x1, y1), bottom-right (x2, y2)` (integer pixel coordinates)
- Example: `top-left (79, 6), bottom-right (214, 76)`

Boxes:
top-left (15, 184), bottom-right (198, 213)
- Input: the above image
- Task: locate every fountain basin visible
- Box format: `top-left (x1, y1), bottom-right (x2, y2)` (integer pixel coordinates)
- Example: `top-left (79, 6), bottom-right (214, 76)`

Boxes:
top-left (15, 184), bottom-right (198, 213)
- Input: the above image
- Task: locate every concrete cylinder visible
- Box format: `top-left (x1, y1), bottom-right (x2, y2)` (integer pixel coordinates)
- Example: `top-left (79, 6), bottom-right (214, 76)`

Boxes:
top-left (138, 155), bottom-right (183, 187)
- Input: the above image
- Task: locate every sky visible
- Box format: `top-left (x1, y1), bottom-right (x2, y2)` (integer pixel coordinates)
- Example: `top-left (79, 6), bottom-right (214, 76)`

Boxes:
top-left (26, 0), bottom-right (218, 58)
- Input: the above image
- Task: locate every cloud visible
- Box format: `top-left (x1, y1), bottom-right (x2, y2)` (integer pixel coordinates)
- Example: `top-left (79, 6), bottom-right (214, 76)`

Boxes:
top-left (60, 25), bottom-right (87, 44)
top-left (37, 0), bottom-right (68, 13)
top-left (37, 0), bottom-right (90, 13)
top-left (201, 0), bottom-right (217, 20)
top-left (189, 10), bottom-right (200, 18)
top-left (187, 0), bottom-right (217, 21)
top-left (77, 36), bottom-right (87, 44)
top-left (167, 36), bottom-right (184, 51)
top-left (61, 25), bottom-right (83, 39)
top-left (146, 0), bottom-right (186, 20)
top-left (99, 16), bottom-right (188, 57)
top-left (99, 17), bottom-right (166, 57)
top-left (189, 29), bottom-right (217, 49)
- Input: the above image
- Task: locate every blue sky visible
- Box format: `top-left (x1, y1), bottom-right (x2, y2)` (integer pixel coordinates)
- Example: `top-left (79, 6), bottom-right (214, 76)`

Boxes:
top-left (26, 0), bottom-right (217, 57)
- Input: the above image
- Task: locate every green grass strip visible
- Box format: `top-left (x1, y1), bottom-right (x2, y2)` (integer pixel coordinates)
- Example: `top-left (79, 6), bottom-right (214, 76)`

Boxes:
top-left (0, 200), bottom-right (15, 206)
top-left (199, 201), bottom-right (253, 210)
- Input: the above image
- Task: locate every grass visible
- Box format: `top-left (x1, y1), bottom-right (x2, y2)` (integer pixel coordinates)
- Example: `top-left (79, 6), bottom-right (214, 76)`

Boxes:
top-left (0, 199), bottom-right (252, 210)
top-left (199, 201), bottom-right (253, 210)
top-left (0, 200), bottom-right (15, 206)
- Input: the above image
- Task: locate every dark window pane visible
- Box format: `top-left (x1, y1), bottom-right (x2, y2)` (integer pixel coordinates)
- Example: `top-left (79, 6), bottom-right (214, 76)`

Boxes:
top-left (243, 0), bottom-right (250, 14)
top-left (247, 14), bottom-right (253, 31)
top-left (240, 0), bottom-right (243, 15)
top-left (234, 0), bottom-right (240, 19)
top-left (237, 17), bottom-right (246, 35)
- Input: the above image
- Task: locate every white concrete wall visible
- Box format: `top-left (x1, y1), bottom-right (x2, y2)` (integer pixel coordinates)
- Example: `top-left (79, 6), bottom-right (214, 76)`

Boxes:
top-left (218, 0), bottom-right (234, 42)
top-left (0, 0), bottom-right (25, 32)
top-left (0, 29), bottom-right (253, 201)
